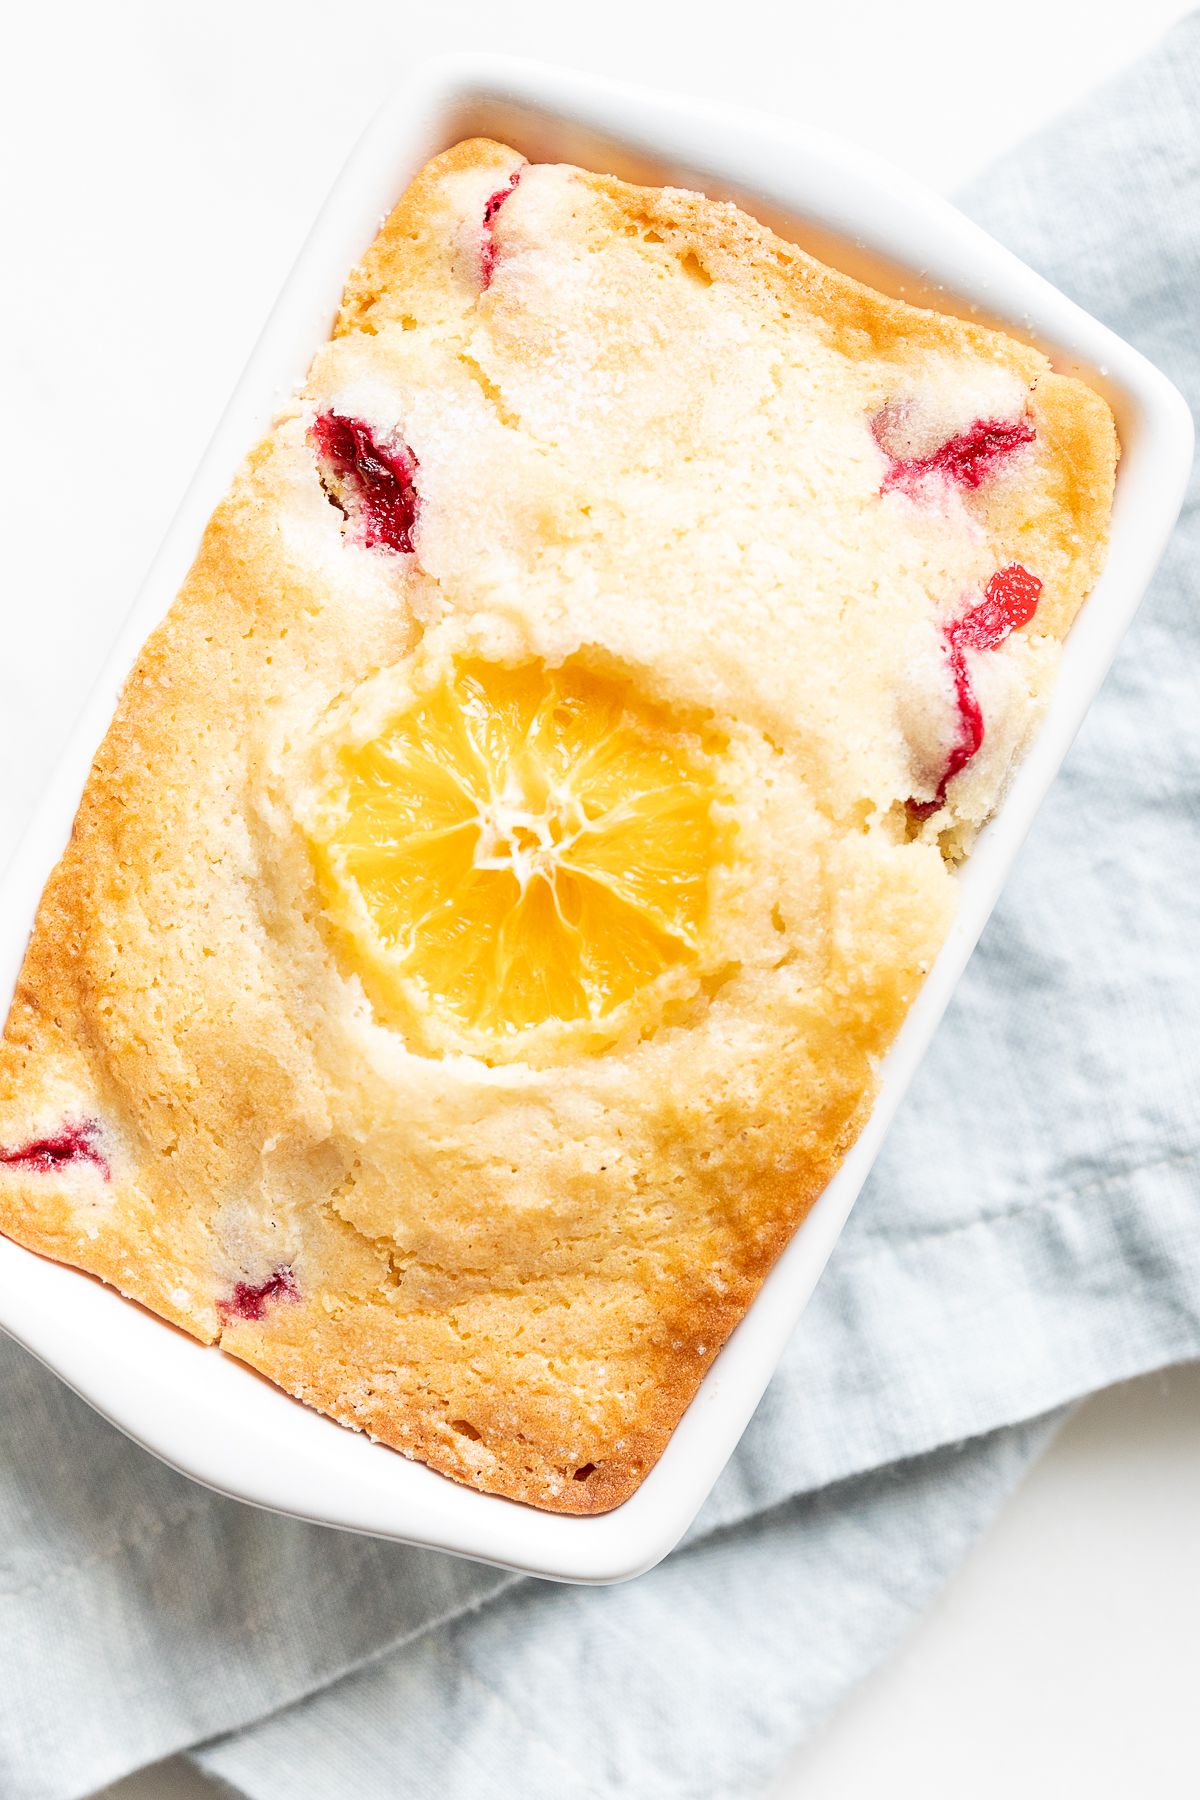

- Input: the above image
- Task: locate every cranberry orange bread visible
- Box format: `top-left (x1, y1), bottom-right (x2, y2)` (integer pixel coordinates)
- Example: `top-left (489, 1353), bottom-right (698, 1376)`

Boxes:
top-left (0, 141), bottom-right (1116, 1512)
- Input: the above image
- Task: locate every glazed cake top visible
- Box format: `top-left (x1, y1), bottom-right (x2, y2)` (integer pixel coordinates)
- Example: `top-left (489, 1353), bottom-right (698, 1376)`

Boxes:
top-left (0, 141), bottom-right (1116, 1511)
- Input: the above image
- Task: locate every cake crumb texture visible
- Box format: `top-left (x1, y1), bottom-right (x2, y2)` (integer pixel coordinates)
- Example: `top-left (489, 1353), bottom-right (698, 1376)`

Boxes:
top-left (0, 139), bottom-right (1116, 1512)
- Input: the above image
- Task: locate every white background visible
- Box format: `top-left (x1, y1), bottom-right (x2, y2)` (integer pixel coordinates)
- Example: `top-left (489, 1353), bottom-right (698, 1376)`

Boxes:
top-left (1, 1), bottom-right (1195, 1795)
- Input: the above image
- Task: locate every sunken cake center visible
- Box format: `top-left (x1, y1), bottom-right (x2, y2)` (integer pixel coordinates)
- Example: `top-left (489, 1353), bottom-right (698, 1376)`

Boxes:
top-left (309, 657), bottom-right (726, 1055)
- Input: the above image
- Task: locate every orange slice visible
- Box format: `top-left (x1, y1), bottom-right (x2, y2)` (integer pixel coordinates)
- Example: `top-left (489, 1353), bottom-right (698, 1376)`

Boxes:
top-left (311, 659), bottom-right (724, 1053)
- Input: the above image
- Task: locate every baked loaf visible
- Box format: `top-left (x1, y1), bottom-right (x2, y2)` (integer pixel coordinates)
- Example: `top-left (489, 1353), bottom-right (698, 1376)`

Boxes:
top-left (0, 140), bottom-right (1116, 1512)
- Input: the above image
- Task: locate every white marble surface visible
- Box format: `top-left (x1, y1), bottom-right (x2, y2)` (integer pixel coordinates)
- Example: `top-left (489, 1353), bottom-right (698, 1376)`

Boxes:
top-left (2, 0), bottom-right (1194, 1793)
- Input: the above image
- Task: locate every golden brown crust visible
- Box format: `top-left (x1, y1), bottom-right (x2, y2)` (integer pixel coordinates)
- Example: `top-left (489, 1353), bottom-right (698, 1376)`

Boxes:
top-left (0, 139), bottom-right (1116, 1512)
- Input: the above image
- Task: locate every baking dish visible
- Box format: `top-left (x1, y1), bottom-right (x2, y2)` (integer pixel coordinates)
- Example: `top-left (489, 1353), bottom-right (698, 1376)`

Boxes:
top-left (0, 55), bottom-right (1191, 1583)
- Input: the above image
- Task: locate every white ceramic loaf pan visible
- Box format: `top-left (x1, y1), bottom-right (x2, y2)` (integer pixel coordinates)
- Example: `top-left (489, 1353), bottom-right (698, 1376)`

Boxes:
top-left (0, 56), bottom-right (1191, 1583)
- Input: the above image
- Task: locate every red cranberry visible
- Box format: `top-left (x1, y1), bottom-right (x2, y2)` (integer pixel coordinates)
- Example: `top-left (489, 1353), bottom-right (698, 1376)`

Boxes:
top-left (911, 563), bottom-right (1043, 819)
top-left (952, 560), bottom-right (1043, 651)
top-left (479, 168), bottom-right (522, 288)
top-left (874, 410), bottom-right (1035, 496)
top-left (217, 1266), bottom-right (299, 1325)
top-left (310, 411), bottom-right (420, 553)
top-left (0, 1120), bottom-right (109, 1180)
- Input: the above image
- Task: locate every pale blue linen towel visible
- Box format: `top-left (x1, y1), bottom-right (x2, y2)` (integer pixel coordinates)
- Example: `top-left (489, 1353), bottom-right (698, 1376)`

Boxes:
top-left (2, 17), bottom-right (1199, 1799)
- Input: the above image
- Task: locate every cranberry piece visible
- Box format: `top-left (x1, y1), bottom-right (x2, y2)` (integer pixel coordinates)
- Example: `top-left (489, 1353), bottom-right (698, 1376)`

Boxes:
top-left (217, 1265), bottom-right (299, 1325)
top-left (0, 1119), bottom-right (109, 1180)
top-left (310, 411), bottom-right (420, 554)
top-left (874, 410), bottom-right (1035, 496)
top-left (911, 562), bottom-right (1043, 820)
top-left (479, 168), bottom-right (522, 288)
top-left (952, 560), bottom-right (1043, 651)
